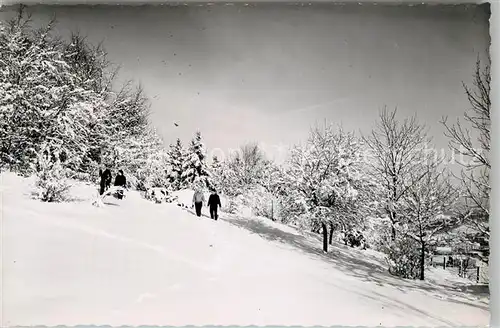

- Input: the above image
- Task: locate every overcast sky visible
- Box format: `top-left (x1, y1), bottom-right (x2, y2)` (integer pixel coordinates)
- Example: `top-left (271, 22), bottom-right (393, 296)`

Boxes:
top-left (0, 3), bottom-right (491, 163)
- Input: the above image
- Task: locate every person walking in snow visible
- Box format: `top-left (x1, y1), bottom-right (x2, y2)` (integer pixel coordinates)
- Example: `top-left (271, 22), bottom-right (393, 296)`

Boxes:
top-left (192, 188), bottom-right (205, 217)
top-left (114, 169), bottom-right (127, 188)
top-left (99, 167), bottom-right (112, 195)
top-left (114, 169), bottom-right (127, 200)
top-left (207, 189), bottom-right (222, 220)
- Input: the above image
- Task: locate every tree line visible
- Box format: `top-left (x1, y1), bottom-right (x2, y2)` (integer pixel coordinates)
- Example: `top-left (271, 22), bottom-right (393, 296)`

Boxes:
top-left (209, 60), bottom-right (490, 281)
top-left (0, 8), bottom-right (490, 281)
top-left (0, 7), bottom-right (213, 193)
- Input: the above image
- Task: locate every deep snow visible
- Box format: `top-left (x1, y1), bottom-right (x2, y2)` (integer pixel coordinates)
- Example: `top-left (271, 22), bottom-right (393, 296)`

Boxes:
top-left (1, 172), bottom-right (489, 326)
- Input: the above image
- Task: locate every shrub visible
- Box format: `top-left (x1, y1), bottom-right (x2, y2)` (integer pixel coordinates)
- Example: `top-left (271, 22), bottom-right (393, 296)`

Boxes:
top-left (363, 217), bottom-right (393, 251)
top-left (222, 195), bottom-right (243, 214)
top-left (246, 187), bottom-right (276, 219)
top-left (223, 198), bottom-right (239, 214)
top-left (144, 186), bottom-right (177, 204)
top-left (383, 236), bottom-right (421, 279)
top-left (276, 193), bottom-right (308, 225)
top-left (34, 148), bottom-right (71, 202)
top-left (342, 230), bottom-right (367, 249)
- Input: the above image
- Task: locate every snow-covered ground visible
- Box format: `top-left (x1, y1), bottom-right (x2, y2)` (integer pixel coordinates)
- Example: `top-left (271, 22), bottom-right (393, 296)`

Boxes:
top-left (1, 172), bottom-right (490, 326)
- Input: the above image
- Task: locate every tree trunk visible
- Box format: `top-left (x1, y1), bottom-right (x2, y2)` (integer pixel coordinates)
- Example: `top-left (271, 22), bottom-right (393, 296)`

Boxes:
top-left (271, 198), bottom-right (274, 221)
top-left (329, 222), bottom-right (334, 245)
top-left (420, 241), bottom-right (425, 280)
top-left (322, 222), bottom-right (328, 252)
top-left (388, 208), bottom-right (397, 241)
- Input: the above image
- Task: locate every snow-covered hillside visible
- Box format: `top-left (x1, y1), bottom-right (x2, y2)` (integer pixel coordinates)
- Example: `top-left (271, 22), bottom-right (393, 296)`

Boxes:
top-left (1, 172), bottom-right (489, 326)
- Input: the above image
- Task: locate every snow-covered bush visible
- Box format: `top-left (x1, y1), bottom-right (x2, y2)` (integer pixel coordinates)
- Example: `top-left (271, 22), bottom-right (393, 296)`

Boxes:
top-left (144, 186), bottom-right (177, 204)
top-left (222, 197), bottom-right (239, 214)
top-left (363, 217), bottom-right (393, 251)
top-left (34, 147), bottom-right (71, 202)
top-left (67, 171), bottom-right (92, 182)
top-left (245, 186), bottom-right (276, 219)
top-left (252, 194), bottom-right (276, 219)
top-left (276, 192), bottom-right (308, 225)
top-left (342, 230), bottom-right (367, 249)
top-left (383, 237), bottom-right (421, 279)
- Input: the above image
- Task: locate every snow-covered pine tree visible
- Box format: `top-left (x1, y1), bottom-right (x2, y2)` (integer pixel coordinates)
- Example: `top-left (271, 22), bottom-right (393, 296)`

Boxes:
top-left (209, 154), bottom-right (223, 191)
top-left (166, 138), bottom-right (185, 190)
top-left (211, 154), bottom-right (222, 174)
top-left (181, 131), bottom-right (212, 190)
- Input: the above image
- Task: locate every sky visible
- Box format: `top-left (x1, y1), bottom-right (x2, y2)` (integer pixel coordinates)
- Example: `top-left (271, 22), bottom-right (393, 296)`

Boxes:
top-left (0, 3), bottom-right (491, 163)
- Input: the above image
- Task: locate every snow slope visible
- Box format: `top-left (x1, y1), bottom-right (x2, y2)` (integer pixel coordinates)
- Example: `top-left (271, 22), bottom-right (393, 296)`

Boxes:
top-left (1, 172), bottom-right (489, 326)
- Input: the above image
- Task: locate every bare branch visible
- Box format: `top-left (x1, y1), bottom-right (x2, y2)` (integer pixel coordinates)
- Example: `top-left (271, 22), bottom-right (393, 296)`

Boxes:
top-left (441, 57), bottom-right (490, 246)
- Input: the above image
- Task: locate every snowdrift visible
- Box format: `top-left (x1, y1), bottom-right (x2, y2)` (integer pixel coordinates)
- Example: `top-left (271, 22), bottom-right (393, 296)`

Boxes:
top-left (1, 171), bottom-right (490, 327)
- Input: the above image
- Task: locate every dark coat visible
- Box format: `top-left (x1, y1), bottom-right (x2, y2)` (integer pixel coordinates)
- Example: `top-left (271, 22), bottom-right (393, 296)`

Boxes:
top-left (99, 168), bottom-right (112, 195)
top-left (101, 169), bottom-right (112, 186)
top-left (114, 174), bottom-right (127, 187)
top-left (207, 193), bottom-right (221, 209)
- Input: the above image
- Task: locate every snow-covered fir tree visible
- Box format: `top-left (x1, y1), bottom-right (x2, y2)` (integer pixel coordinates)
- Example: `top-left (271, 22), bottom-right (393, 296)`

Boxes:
top-left (181, 131), bottom-right (212, 190)
top-left (166, 138), bottom-right (185, 190)
top-left (209, 154), bottom-right (223, 191)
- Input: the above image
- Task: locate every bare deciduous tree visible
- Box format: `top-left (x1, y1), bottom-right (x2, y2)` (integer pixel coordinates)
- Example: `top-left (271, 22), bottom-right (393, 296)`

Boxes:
top-left (363, 108), bottom-right (432, 241)
top-left (441, 57), bottom-right (490, 244)
top-left (226, 142), bottom-right (269, 189)
top-left (401, 163), bottom-right (460, 280)
top-left (237, 142), bottom-right (268, 186)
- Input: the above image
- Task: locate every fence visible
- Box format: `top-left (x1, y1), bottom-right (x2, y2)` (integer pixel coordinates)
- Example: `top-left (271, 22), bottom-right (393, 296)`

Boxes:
top-left (430, 255), bottom-right (489, 284)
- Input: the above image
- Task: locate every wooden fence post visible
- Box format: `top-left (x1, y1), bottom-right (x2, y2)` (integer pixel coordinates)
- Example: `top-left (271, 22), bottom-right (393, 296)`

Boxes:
top-left (443, 257), bottom-right (446, 270)
top-left (477, 267), bottom-right (480, 283)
